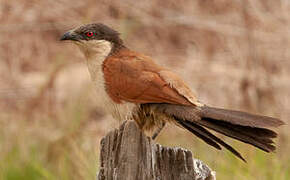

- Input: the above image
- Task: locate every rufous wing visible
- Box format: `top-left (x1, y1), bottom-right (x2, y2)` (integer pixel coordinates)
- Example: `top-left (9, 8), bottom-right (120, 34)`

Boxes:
top-left (103, 49), bottom-right (198, 106)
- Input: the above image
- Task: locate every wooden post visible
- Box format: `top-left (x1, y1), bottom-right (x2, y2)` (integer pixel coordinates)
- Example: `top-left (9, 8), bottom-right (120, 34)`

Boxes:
top-left (98, 121), bottom-right (216, 180)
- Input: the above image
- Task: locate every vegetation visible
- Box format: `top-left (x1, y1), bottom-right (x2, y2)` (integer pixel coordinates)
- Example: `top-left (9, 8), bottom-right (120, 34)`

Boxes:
top-left (0, 0), bottom-right (289, 179)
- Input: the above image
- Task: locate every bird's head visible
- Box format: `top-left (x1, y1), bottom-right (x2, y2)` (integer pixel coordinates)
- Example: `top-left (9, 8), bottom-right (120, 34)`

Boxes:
top-left (60, 23), bottom-right (123, 57)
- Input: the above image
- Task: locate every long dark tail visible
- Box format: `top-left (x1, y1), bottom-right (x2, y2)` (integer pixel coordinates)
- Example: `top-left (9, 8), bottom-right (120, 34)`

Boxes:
top-left (148, 104), bottom-right (284, 162)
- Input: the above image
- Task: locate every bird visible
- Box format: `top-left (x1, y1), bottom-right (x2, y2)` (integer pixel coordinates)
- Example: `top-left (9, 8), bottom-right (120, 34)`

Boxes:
top-left (60, 23), bottom-right (284, 162)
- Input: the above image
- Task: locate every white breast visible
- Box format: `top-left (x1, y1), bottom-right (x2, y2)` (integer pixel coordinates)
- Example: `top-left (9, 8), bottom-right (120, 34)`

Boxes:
top-left (77, 40), bottom-right (136, 121)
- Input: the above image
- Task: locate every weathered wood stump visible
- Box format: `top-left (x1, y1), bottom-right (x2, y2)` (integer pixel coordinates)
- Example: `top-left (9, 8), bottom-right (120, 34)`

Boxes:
top-left (98, 121), bottom-right (216, 180)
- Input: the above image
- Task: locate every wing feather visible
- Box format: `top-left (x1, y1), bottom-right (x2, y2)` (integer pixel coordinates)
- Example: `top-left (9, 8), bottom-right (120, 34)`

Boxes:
top-left (103, 49), bottom-right (196, 106)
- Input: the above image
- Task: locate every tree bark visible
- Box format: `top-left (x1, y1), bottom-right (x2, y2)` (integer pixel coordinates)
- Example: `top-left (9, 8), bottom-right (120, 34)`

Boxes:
top-left (98, 120), bottom-right (216, 180)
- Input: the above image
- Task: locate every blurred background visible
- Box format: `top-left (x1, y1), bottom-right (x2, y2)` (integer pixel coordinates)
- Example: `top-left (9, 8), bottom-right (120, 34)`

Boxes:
top-left (0, 0), bottom-right (289, 179)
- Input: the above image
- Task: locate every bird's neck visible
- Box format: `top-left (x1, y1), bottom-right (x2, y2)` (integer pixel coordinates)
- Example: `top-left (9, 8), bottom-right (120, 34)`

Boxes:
top-left (76, 40), bottom-right (112, 81)
top-left (76, 39), bottom-right (126, 80)
top-left (77, 40), bottom-right (112, 60)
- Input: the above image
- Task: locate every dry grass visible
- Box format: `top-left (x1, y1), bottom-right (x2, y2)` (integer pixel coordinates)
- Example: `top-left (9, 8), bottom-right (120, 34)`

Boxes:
top-left (0, 0), bottom-right (289, 179)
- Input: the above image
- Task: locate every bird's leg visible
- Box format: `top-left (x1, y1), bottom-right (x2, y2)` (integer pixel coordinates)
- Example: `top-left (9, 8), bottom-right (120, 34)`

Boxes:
top-left (152, 122), bottom-right (166, 140)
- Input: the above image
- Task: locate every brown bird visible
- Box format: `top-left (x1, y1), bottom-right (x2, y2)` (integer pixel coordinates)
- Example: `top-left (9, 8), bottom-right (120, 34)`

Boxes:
top-left (60, 23), bottom-right (284, 162)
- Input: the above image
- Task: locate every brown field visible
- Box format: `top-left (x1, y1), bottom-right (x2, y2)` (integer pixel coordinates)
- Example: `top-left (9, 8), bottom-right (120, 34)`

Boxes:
top-left (0, 0), bottom-right (289, 179)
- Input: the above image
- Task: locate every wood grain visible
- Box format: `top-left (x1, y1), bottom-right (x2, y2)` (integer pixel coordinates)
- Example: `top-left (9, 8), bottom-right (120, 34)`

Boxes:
top-left (97, 121), bottom-right (215, 180)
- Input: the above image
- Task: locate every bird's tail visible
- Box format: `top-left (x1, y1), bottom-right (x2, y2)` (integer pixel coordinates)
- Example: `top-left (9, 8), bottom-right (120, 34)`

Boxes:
top-left (147, 104), bottom-right (284, 162)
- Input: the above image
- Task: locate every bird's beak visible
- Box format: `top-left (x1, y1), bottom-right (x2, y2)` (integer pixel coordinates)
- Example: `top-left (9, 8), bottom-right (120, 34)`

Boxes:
top-left (60, 31), bottom-right (78, 41)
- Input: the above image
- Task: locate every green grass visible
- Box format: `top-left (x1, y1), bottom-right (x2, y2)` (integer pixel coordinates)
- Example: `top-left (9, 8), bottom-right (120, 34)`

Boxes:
top-left (0, 96), bottom-right (98, 180)
top-left (0, 125), bottom-right (289, 180)
top-left (0, 99), bottom-right (288, 180)
top-left (0, 144), bottom-right (54, 180)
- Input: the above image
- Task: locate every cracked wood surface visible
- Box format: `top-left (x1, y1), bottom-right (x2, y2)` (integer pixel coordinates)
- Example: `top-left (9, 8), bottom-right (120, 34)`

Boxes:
top-left (98, 121), bottom-right (215, 180)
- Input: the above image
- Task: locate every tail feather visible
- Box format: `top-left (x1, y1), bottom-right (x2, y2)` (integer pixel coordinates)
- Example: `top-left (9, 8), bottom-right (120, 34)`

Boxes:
top-left (222, 122), bottom-right (278, 138)
top-left (200, 105), bottom-right (284, 128)
top-left (177, 119), bottom-right (222, 150)
top-left (196, 118), bottom-right (276, 152)
top-left (146, 103), bottom-right (284, 161)
top-left (179, 119), bottom-right (246, 162)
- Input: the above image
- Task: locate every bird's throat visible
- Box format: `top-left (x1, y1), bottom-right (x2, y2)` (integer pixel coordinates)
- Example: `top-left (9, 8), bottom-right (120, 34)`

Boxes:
top-left (77, 40), bottom-right (112, 60)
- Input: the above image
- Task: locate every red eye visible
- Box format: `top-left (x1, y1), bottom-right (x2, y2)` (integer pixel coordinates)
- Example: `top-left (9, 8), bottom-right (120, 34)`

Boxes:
top-left (86, 32), bottom-right (93, 37)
